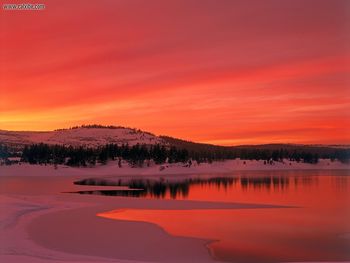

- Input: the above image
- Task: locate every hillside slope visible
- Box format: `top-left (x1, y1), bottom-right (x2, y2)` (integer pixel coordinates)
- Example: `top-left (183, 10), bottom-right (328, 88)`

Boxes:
top-left (0, 126), bottom-right (166, 148)
top-left (0, 126), bottom-right (349, 162)
top-left (160, 136), bottom-right (350, 159)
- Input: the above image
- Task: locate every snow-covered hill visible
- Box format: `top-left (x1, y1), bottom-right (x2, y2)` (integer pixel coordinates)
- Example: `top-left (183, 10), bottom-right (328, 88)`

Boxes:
top-left (0, 126), bottom-right (166, 148)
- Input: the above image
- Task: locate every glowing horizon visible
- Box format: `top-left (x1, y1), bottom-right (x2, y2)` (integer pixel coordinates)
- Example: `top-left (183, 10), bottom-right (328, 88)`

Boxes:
top-left (1, 0), bottom-right (349, 146)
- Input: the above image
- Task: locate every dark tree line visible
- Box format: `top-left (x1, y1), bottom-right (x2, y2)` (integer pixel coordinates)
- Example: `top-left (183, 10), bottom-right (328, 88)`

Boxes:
top-left (161, 136), bottom-right (350, 164)
top-left (54, 124), bottom-right (155, 136)
top-left (188, 148), bottom-right (322, 164)
top-left (7, 142), bottom-right (350, 167)
top-left (0, 145), bottom-right (10, 159)
top-left (190, 148), bottom-right (350, 164)
top-left (21, 143), bottom-right (189, 167)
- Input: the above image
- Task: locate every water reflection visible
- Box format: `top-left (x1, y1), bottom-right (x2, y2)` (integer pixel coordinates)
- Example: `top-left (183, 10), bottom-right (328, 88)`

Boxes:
top-left (65, 189), bottom-right (147, 197)
top-left (70, 175), bottom-right (318, 199)
top-left (240, 176), bottom-right (289, 191)
top-left (94, 173), bottom-right (350, 263)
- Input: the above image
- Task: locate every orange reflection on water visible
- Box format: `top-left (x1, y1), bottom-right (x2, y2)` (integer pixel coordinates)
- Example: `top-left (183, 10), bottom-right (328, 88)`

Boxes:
top-left (98, 173), bottom-right (350, 262)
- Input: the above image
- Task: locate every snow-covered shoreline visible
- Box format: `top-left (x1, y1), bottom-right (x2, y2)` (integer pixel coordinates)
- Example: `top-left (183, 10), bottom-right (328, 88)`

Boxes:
top-left (1, 159), bottom-right (349, 177)
top-left (1, 174), bottom-right (278, 263)
top-left (1, 159), bottom-right (349, 263)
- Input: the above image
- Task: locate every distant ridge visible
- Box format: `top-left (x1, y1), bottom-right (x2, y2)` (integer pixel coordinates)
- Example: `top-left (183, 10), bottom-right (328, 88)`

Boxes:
top-left (54, 124), bottom-right (126, 131)
top-left (1, 124), bottom-right (349, 154)
top-left (1, 124), bottom-right (349, 164)
top-left (54, 124), bottom-right (157, 136)
top-left (0, 125), bottom-right (165, 149)
top-left (160, 135), bottom-right (349, 151)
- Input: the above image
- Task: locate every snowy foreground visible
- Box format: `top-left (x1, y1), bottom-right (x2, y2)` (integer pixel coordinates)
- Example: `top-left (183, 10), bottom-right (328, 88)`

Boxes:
top-left (0, 159), bottom-right (349, 263)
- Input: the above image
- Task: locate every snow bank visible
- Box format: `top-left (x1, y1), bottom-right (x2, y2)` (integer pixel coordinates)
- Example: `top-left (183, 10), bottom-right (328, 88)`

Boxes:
top-left (1, 159), bottom-right (348, 177)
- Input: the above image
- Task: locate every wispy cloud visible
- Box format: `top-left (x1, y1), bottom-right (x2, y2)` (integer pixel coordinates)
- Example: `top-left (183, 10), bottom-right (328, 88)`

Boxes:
top-left (1, 0), bottom-right (349, 144)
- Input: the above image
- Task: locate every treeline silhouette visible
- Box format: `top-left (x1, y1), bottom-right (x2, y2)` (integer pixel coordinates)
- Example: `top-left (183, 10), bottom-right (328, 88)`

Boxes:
top-left (0, 144), bottom-right (10, 159)
top-left (73, 177), bottom-right (239, 198)
top-left (21, 143), bottom-right (189, 167)
top-left (161, 136), bottom-right (350, 164)
top-left (54, 124), bottom-right (156, 136)
top-left (4, 141), bottom-right (350, 167)
top-left (70, 175), bottom-right (316, 199)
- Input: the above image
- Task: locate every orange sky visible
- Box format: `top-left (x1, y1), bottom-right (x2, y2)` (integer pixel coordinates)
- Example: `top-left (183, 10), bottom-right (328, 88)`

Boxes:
top-left (1, 0), bottom-right (349, 145)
